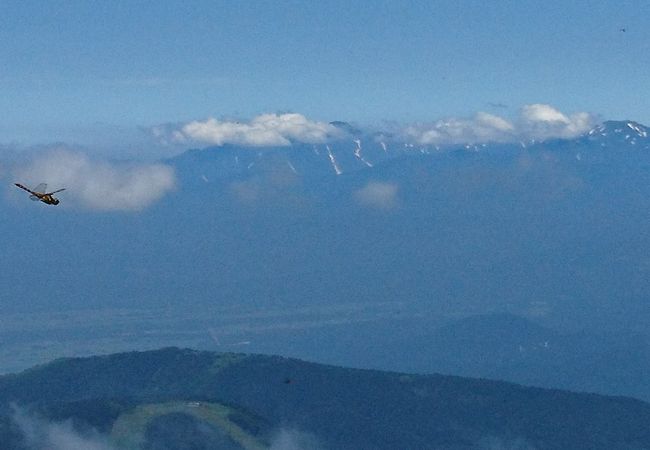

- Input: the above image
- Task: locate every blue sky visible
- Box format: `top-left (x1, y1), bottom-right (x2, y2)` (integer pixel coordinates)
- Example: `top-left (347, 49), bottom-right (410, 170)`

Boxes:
top-left (0, 0), bottom-right (649, 151)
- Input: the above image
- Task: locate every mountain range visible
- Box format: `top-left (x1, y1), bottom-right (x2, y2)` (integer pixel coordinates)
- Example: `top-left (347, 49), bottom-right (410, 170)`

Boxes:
top-left (1, 119), bottom-right (650, 411)
top-left (168, 119), bottom-right (650, 184)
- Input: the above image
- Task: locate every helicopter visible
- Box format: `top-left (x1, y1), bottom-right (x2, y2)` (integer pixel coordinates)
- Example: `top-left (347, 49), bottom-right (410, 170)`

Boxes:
top-left (14, 183), bottom-right (65, 205)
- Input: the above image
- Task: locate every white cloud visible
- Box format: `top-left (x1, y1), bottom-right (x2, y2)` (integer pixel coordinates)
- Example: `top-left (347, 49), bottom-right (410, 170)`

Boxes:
top-left (405, 105), bottom-right (596, 145)
top-left (354, 181), bottom-right (399, 210)
top-left (156, 105), bottom-right (596, 151)
top-left (521, 104), bottom-right (570, 123)
top-left (519, 104), bottom-right (594, 140)
top-left (405, 112), bottom-right (516, 145)
top-left (476, 112), bottom-right (516, 133)
top-left (12, 406), bottom-right (114, 450)
top-left (170, 113), bottom-right (344, 147)
top-left (13, 149), bottom-right (176, 211)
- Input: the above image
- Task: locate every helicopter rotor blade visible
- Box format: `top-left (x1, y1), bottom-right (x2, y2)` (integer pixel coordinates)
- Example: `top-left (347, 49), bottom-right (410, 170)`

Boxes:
top-left (14, 183), bottom-right (38, 196)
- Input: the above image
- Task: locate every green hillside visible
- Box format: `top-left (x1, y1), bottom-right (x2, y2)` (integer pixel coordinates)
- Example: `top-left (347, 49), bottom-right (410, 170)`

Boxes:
top-left (0, 347), bottom-right (649, 449)
top-left (111, 401), bottom-right (267, 449)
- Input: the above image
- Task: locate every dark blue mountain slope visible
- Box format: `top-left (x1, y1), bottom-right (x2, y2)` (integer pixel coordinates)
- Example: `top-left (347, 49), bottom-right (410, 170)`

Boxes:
top-left (1, 348), bottom-right (650, 449)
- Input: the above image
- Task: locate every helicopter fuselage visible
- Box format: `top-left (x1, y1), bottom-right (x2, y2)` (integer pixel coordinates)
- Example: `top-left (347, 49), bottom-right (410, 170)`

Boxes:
top-left (14, 183), bottom-right (63, 205)
top-left (38, 194), bottom-right (60, 205)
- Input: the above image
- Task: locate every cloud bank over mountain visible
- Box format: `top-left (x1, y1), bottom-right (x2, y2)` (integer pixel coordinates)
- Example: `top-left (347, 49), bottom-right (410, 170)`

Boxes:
top-left (168, 113), bottom-right (344, 147)
top-left (157, 104), bottom-right (597, 151)
top-left (13, 149), bottom-right (176, 211)
top-left (519, 104), bottom-right (595, 140)
top-left (404, 112), bottom-right (517, 145)
top-left (404, 104), bottom-right (597, 145)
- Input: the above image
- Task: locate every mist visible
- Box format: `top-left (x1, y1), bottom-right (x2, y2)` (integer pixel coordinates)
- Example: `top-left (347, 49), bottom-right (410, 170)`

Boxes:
top-left (12, 406), bottom-right (114, 450)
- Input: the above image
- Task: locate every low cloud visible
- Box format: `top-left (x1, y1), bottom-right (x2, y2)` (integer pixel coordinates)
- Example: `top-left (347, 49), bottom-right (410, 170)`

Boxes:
top-left (405, 104), bottom-right (596, 145)
top-left (354, 181), bottom-right (399, 210)
top-left (169, 113), bottom-right (345, 147)
top-left (13, 149), bottom-right (176, 211)
top-left (12, 406), bottom-right (114, 450)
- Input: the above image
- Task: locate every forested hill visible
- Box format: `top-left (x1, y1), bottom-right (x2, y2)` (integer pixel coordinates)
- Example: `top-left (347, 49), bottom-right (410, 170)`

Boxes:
top-left (0, 347), bottom-right (649, 449)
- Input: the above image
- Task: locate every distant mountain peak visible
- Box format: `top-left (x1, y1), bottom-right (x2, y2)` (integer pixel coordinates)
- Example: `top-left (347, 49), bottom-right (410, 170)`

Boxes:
top-left (583, 120), bottom-right (650, 151)
top-left (589, 120), bottom-right (649, 138)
